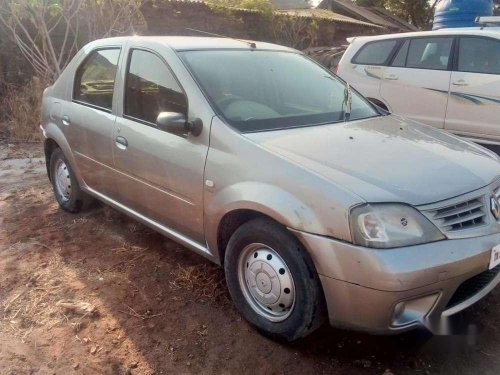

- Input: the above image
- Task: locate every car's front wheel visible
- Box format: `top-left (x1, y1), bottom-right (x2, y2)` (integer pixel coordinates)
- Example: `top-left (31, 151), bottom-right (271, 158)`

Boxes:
top-left (49, 148), bottom-right (93, 213)
top-left (224, 217), bottom-right (326, 341)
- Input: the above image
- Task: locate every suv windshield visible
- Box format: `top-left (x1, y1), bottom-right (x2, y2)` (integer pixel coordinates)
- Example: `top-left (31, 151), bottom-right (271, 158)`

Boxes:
top-left (180, 50), bottom-right (378, 132)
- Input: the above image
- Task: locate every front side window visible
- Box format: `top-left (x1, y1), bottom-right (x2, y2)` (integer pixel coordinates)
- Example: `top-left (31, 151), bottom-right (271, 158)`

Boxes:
top-left (406, 37), bottom-right (453, 71)
top-left (352, 40), bottom-right (398, 65)
top-left (124, 49), bottom-right (187, 124)
top-left (181, 50), bottom-right (378, 132)
top-left (458, 37), bottom-right (500, 74)
top-left (74, 49), bottom-right (121, 110)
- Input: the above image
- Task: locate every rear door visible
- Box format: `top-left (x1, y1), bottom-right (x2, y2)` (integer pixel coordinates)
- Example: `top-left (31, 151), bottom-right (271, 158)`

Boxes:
top-left (380, 37), bottom-right (454, 128)
top-left (64, 48), bottom-right (121, 195)
top-left (444, 36), bottom-right (500, 140)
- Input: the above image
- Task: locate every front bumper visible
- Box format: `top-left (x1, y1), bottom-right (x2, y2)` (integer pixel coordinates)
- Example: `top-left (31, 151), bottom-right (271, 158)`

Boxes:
top-left (291, 229), bottom-right (500, 334)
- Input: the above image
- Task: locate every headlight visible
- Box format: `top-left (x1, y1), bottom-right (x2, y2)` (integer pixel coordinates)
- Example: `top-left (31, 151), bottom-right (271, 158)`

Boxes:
top-left (350, 203), bottom-right (445, 249)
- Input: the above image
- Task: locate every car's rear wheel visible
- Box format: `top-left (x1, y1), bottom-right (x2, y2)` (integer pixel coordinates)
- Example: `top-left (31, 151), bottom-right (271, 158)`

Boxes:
top-left (224, 217), bottom-right (326, 341)
top-left (49, 148), bottom-right (93, 213)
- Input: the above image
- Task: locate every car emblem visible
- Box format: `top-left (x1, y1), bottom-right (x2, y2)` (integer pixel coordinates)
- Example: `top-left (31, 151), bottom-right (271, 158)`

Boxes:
top-left (491, 196), bottom-right (500, 219)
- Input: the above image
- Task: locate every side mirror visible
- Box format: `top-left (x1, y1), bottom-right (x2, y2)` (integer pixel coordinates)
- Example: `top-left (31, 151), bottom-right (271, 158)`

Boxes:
top-left (156, 112), bottom-right (202, 136)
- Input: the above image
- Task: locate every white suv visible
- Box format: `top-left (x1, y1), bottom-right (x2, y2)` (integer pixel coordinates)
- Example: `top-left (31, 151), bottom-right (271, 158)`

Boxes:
top-left (337, 29), bottom-right (500, 145)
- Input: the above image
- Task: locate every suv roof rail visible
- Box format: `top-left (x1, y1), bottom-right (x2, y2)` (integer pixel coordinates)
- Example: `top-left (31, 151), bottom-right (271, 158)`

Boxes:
top-left (475, 16), bottom-right (500, 27)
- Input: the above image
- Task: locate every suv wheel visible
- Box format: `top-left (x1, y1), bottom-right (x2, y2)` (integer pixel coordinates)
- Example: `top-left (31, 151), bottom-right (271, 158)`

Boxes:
top-left (224, 217), bottom-right (326, 341)
top-left (49, 148), bottom-right (93, 213)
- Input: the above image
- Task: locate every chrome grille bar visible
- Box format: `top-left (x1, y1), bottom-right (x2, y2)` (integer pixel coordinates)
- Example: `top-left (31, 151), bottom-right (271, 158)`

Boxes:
top-left (426, 198), bottom-right (487, 233)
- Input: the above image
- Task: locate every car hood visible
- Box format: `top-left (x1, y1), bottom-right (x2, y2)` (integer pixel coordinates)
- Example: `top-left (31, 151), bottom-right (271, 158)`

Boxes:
top-left (244, 115), bottom-right (500, 206)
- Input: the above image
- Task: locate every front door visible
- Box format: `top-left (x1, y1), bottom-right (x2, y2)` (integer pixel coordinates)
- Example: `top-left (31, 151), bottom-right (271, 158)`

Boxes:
top-left (444, 36), bottom-right (500, 141)
top-left (64, 48), bottom-right (121, 195)
top-left (380, 37), bottom-right (454, 128)
top-left (112, 48), bottom-right (209, 243)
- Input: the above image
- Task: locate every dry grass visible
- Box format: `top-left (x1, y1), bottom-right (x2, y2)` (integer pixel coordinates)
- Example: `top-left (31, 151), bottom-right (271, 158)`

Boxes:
top-left (0, 77), bottom-right (45, 141)
top-left (170, 263), bottom-right (229, 304)
top-left (1, 241), bottom-right (97, 342)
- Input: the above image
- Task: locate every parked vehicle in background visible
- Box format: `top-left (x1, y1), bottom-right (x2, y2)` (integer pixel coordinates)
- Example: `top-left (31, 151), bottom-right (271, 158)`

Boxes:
top-left (42, 36), bottom-right (500, 341)
top-left (337, 28), bottom-right (500, 145)
top-left (303, 45), bottom-right (347, 72)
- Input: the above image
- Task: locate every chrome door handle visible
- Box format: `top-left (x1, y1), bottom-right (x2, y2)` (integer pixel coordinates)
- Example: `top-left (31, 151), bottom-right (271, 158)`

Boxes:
top-left (62, 115), bottom-right (71, 126)
top-left (115, 136), bottom-right (128, 149)
top-left (452, 80), bottom-right (468, 86)
top-left (385, 75), bottom-right (399, 81)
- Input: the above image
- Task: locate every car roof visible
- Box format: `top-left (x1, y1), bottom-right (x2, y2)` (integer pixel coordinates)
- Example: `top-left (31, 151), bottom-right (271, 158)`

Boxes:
top-left (347, 28), bottom-right (500, 43)
top-left (89, 36), bottom-right (298, 52)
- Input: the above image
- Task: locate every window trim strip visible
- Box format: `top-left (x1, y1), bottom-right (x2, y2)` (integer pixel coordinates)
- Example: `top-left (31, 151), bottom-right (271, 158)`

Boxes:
top-left (71, 100), bottom-right (113, 114)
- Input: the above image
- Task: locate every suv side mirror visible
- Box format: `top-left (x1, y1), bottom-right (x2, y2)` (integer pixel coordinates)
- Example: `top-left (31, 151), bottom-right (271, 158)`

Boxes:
top-left (156, 112), bottom-right (202, 136)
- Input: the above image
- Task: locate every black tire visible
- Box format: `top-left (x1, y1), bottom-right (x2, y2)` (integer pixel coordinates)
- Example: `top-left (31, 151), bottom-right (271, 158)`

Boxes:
top-left (224, 217), bottom-right (326, 341)
top-left (49, 148), bottom-right (94, 213)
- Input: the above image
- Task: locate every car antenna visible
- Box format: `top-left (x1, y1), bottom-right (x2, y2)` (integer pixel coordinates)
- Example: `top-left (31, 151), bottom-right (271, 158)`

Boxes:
top-left (185, 28), bottom-right (257, 49)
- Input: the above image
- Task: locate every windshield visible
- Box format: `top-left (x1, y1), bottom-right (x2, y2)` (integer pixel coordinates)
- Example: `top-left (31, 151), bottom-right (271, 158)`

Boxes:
top-left (180, 50), bottom-right (379, 132)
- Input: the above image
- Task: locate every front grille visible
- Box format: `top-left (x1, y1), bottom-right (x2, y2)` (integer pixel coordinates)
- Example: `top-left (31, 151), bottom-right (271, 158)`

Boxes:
top-left (427, 197), bottom-right (487, 233)
top-left (446, 265), bottom-right (500, 309)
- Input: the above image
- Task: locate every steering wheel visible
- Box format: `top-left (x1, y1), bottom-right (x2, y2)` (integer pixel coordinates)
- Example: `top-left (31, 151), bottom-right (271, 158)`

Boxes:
top-left (216, 94), bottom-right (242, 110)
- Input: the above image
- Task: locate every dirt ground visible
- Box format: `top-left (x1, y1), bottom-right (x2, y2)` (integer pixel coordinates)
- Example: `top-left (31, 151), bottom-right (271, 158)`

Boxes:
top-left (1, 142), bottom-right (500, 375)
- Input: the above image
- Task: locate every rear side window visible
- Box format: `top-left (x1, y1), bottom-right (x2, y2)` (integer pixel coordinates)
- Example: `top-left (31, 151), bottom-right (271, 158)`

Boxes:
top-left (406, 37), bottom-right (453, 71)
top-left (124, 49), bottom-right (187, 124)
top-left (352, 40), bottom-right (398, 65)
top-left (74, 49), bottom-right (121, 110)
top-left (458, 37), bottom-right (500, 75)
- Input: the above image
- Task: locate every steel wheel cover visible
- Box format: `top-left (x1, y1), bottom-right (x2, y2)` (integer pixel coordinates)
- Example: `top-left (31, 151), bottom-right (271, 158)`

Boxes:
top-left (54, 159), bottom-right (71, 203)
top-left (237, 243), bottom-right (295, 322)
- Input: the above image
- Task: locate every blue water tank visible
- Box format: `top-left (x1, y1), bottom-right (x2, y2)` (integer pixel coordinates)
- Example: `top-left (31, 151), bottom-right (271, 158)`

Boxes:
top-left (433, 0), bottom-right (493, 30)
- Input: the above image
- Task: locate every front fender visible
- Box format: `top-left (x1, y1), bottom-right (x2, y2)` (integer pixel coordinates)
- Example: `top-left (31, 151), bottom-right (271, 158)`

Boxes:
top-left (205, 181), bottom-right (324, 257)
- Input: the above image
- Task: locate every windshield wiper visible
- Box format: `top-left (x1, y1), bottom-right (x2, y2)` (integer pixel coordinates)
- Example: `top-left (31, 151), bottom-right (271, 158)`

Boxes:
top-left (342, 83), bottom-right (352, 122)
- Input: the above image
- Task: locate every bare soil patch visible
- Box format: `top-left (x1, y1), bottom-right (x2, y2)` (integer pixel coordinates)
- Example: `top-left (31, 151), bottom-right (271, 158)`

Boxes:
top-left (1, 142), bottom-right (500, 374)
